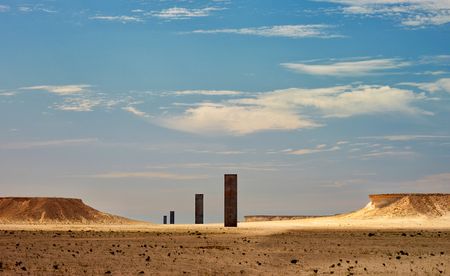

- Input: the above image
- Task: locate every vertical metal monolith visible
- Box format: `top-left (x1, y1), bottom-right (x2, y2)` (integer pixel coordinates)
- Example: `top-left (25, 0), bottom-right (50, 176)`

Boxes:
top-left (195, 194), bottom-right (204, 224)
top-left (224, 174), bottom-right (237, 227)
top-left (163, 215), bottom-right (167, 224)
top-left (170, 211), bottom-right (175, 224)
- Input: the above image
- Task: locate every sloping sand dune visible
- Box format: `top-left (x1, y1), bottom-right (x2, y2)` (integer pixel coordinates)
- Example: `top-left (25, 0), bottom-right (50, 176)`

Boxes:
top-left (240, 194), bottom-right (450, 230)
top-left (342, 193), bottom-right (450, 219)
top-left (0, 197), bottom-right (143, 224)
top-left (246, 194), bottom-right (450, 222)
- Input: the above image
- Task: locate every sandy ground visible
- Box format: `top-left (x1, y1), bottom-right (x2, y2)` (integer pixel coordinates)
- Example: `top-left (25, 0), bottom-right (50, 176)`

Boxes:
top-left (1, 218), bottom-right (450, 275)
top-left (1, 213), bottom-right (450, 231)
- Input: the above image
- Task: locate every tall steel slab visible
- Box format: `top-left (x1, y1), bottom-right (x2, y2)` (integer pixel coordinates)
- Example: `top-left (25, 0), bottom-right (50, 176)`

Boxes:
top-left (195, 194), bottom-right (204, 224)
top-left (224, 174), bottom-right (237, 227)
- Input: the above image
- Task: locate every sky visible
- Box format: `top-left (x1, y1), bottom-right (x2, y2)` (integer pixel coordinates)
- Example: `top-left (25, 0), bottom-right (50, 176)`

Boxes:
top-left (1, 0), bottom-right (450, 223)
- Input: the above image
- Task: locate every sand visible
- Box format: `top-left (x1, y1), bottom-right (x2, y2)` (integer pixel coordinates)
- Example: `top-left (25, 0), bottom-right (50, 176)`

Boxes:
top-left (0, 226), bottom-right (449, 275)
top-left (1, 216), bottom-right (450, 275)
top-left (1, 194), bottom-right (449, 274)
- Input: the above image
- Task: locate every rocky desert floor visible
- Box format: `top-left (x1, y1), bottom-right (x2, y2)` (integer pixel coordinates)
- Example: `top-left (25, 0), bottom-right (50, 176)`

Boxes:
top-left (0, 226), bottom-right (449, 275)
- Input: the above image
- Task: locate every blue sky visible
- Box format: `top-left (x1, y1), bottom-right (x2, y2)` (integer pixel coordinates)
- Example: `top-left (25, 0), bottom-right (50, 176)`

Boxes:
top-left (1, 0), bottom-right (450, 223)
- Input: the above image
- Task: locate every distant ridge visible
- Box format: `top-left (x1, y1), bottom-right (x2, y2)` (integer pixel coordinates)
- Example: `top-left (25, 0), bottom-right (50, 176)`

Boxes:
top-left (0, 197), bottom-right (142, 224)
top-left (244, 193), bottom-right (450, 222)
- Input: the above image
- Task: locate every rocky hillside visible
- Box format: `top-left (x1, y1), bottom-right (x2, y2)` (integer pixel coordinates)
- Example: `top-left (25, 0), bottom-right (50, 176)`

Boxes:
top-left (0, 197), bottom-right (140, 224)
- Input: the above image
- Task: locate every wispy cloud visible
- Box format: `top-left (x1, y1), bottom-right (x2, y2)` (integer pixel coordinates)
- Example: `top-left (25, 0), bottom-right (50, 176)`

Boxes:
top-left (20, 84), bottom-right (131, 112)
top-left (147, 162), bottom-right (291, 172)
top-left (122, 106), bottom-right (150, 118)
top-left (18, 6), bottom-right (33, 13)
top-left (21, 84), bottom-right (91, 95)
top-left (90, 15), bottom-right (143, 23)
top-left (323, 0), bottom-right (450, 27)
top-left (288, 145), bottom-right (341, 155)
top-left (360, 135), bottom-right (450, 141)
top-left (185, 149), bottom-right (247, 155)
top-left (159, 84), bottom-right (430, 135)
top-left (234, 85), bottom-right (430, 118)
top-left (414, 70), bottom-right (448, 76)
top-left (0, 91), bottom-right (16, 97)
top-left (190, 25), bottom-right (343, 39)
top-left (53, 94), bottom-right (122, 112)
top-left (399, 173), bottom-right (450, 191)
top-left (0, 5), bottom-right (10, 12)
top-left (150, 7), bottom-right (222, 20)
top-left (401, 78), bottom-right (450, 93)
top-left (91, 171), bottom-right (208, 180)
top-left (54, 97), bottom-right (102, 112)
top-left (362, 150), bottom-right (416, 159)
top-left (320, 178), bottom-right (369, 188)
top-left (17, 5), bottom-right (56, 14)
top-left (0, 138), bottom-right (98, 150)
top-left (420, 55), bottom-right (450, 64)
top-left (281, 58), bottom-right (410, 76)
top-left (172, 90), bottom-right (242, 96)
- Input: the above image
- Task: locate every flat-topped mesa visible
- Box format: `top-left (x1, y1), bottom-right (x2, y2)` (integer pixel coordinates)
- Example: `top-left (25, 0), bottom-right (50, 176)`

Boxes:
top-left (245, 194), bottom-right (450, 222)
top-left (0, 197), bottom-right (140, 224)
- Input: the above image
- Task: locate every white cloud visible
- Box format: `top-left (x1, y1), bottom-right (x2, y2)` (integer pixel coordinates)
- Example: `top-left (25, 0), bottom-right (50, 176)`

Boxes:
top-left (234, 85), bottom-right (430, 118)
top-left (159, 84), bottom-right (430, 135)
top-left (21, 84), bottom-right (91, 95)
top-left (123, 106), bottom-right (150, 118)
top-left (160, 103), bottom-right (319, 135)
top-left (91, 171), bottom-right (208, 180)
top-left (323, 0), bottom-right (450, 26)
top-left (0, 138), bottom-right (98, 150)
top-left (172, 90), bottom-right (242, 96)
top-left (402, 78), bottom-right (450, 93)
top-left (0, 5), bottom-right (10, 12)
top-left (190, 25), bottom-right (342, 38)
top-left (281, 58), bottom-right (410, 76)
top-left (90, 15), bottom-right (143, 23)
top-left (288, 145), bottom-right (341, 155)
top-left (150, 7), bottom-right (222, 19)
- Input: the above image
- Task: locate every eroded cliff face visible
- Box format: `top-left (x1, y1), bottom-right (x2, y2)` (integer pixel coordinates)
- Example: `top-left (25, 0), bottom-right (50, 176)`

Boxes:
top-left (368, 194), bottom-right (406, 208)
top-left (0, 197), bottom-right (138, 224)
top-left (345, 194), bottom-right (450, 218)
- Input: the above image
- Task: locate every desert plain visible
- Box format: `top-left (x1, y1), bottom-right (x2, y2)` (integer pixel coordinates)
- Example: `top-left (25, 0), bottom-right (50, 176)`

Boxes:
top-left (1, 225), bottom-right (450, 275)
top-left (1, 194), bottom-right (450, 275)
